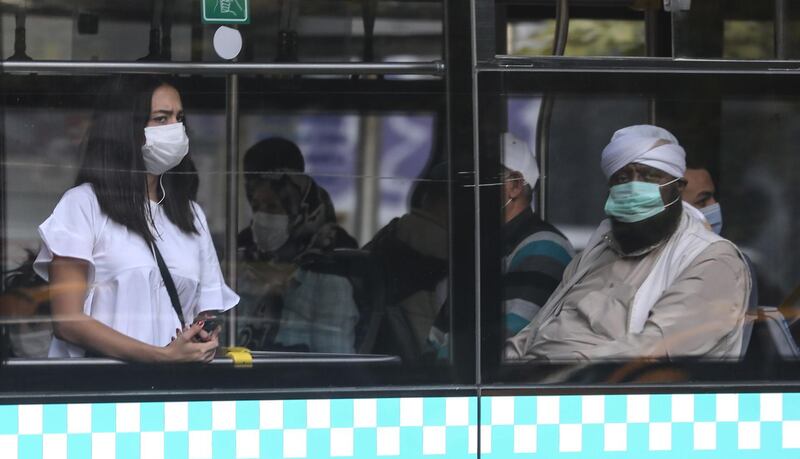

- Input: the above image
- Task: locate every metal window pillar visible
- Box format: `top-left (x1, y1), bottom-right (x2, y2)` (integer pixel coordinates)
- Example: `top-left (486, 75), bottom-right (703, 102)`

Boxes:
top-left (354, 116), bottom-right (380, 245)
top-left (0, 79), bottom-right (5, 283)
top-left (774, 0), bottom-right (800, 60)
top-left (776, 0), bottom-right (789, 59)
top-left (444, 0), bottom-right (478, 386)
top-left (224, 74), bottom-right (239, 347)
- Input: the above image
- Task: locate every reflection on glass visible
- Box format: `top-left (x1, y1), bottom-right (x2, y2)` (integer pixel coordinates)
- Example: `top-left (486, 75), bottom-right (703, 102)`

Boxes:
top-left (1, 251), bottom-right (51, 357)
top-left (364, 162), bottom-right (449, 362)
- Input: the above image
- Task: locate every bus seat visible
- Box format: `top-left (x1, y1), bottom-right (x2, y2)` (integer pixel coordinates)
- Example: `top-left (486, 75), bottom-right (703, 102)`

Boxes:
top-left (746, 307), bottom-right (800, 367)
top-left (373, 305), bottom-right (424, 362)
top-left (739, 255), bottom-right (759, 356)
top-left (302, 248), bottom-right (386, 354)
top-left (758, 307), bottom-right (800, 360)
top-left (739, 311), bottom-right (757, 357)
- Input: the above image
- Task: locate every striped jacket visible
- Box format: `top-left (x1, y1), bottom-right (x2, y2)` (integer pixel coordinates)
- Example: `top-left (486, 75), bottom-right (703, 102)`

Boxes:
top-left (503, 207), bottom-right (575, 337)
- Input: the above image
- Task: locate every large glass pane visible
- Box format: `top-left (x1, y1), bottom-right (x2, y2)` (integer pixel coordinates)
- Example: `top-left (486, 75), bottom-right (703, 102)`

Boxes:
top-left (480, 68), bottom-right (800, 384)
top-left (0, 0), bottom-right (467, 393)
top-left (0, 73), bottom-right (464, 391)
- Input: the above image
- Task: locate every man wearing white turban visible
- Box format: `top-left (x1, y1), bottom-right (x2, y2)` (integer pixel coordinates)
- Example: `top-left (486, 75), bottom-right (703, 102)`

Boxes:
top-left (505, 125), bottom-right (751, 361)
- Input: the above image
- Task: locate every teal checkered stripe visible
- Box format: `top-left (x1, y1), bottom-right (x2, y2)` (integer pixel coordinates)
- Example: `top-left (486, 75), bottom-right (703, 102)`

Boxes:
top-left (0, 397), bottom-right (478, 458)
top-left (481, 393), bottom-right (800, 457)
top-left (4, 393), bottom-right (800, 458)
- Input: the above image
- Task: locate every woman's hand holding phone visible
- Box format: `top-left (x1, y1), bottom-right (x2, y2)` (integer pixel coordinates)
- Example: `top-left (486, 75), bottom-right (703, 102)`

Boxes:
top-left (192, 310), bottom-right (222, 343)
top-left (163, 322), bottom-right (218, 363)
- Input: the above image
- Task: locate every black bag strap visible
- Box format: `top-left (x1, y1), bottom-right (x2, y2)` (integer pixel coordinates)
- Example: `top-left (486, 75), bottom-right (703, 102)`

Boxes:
top-left (150, 242), bottom-right (186, 328)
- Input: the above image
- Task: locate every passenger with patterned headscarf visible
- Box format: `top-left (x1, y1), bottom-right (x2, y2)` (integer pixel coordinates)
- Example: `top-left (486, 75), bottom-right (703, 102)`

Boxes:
top-left (505, 125), bottom-right (751, 361)
top-left (237, 138), bottom-right (358, 353)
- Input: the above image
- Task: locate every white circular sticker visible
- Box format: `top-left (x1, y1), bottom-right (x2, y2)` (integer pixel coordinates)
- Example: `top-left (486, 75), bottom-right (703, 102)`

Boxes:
top-left (213, 26), bottom-right (243, 60)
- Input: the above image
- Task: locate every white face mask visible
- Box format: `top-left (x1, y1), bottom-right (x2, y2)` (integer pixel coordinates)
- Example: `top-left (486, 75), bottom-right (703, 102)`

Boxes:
top-left (141, 122), bottom-right (189, 175)
top-left (252, 212), bottom-right (290, 252)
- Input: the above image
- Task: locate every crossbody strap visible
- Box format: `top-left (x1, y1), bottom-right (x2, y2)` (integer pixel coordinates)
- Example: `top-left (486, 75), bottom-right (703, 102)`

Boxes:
top-left (151, 242), bottom-right (186, 328)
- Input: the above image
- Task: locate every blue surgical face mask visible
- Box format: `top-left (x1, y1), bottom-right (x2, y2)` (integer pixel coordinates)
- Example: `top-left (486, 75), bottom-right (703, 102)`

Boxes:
top-left (604, 177), bottom-right (681, 223)
top-left (700, 202), bottom-right (723, 234)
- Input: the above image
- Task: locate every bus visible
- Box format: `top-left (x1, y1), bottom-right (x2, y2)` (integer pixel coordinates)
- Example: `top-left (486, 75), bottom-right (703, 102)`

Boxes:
top-left (1, 0), bottom-right (800, 457)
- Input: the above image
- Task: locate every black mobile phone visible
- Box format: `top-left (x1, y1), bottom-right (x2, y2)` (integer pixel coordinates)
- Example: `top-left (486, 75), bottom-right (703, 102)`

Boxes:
top-left (201, 319), bottom-right (219, 333)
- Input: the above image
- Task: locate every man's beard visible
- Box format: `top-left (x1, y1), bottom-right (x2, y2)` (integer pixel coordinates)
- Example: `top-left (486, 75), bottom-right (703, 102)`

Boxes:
top-left (611, 195), bottom-right (683, 255)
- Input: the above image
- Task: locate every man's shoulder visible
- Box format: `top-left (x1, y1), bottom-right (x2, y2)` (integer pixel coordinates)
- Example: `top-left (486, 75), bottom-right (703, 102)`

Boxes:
top-left (509, 226), bottom-right (575, 266)
top-left (525, 212), bottom-right (567, 237)
top-left (698, 239), bottom-right (744, 259)
top-left (693, 240), bottom-right (747, 274)
top-left (515, 215), bottom-right (573, 249)
top-left (513, 226), bottom-right (572, 248)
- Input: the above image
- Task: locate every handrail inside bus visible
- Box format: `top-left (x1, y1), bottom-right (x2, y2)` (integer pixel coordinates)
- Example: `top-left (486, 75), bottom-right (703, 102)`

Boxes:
top-left (3, 352), bottom-right (402, 366)
top-left (0, 61), bottom-right (446, 76)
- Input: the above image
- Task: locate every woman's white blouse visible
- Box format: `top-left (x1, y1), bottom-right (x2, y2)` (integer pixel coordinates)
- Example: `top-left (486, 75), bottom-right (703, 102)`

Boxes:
top-left (34, 184), bottom-right (239, 357)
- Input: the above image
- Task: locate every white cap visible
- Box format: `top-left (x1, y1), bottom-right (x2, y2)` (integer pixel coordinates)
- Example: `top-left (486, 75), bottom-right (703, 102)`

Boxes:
top-left (501, 132), bottom-right (540, 187)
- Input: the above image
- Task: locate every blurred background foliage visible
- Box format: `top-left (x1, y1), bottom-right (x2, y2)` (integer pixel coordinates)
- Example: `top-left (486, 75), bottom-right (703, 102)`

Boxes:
top-left (723, 21), bottom-right (773, 59)
top-left (510, 19), bottom-right (775, 59)
top-left (511, 20), bottom-right (645, 56)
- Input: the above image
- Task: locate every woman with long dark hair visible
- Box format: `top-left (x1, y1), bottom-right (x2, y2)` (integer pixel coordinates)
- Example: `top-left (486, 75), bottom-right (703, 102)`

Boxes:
top-left (33, 76), bottom-right (238, 362)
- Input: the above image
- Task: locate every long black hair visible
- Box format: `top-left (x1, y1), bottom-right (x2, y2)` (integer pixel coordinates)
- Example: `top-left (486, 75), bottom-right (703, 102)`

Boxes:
top-left (75, 76), bottom-right (199, 246)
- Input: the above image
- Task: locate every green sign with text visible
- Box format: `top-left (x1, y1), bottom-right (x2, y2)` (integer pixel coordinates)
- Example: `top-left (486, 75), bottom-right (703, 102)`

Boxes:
top-left (202, 0), bottom-right (249, 24)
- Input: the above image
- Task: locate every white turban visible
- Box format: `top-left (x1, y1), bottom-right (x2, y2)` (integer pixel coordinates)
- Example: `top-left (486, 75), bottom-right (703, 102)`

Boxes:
top-left (600, 124), bottom-right (686, 179)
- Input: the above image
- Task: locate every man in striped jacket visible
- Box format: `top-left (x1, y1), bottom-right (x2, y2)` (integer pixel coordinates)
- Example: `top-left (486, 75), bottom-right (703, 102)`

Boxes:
top-left (501, 133), bottom-right (575, 337)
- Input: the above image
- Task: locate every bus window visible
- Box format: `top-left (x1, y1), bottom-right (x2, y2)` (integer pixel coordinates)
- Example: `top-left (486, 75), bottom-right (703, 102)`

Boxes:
top-left (0, 0), bottom-right (469, 393)
top-left (480, 68), bottom-right (800, 384)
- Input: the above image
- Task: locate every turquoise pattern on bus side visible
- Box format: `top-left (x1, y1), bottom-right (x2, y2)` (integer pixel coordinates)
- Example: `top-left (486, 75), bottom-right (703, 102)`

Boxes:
top-left (2, 393), bottom-right (800, 458)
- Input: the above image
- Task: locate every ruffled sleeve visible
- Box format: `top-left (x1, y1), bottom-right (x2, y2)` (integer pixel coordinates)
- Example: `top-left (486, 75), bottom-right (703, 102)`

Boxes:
top-left (191, 203), bottom-right (239, 318)
top-left (33, 185), bottom-right (99, 283)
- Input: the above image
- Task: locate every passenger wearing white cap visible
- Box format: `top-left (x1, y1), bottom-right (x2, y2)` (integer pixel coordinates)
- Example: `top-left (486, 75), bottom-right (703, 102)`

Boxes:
top-left (500, 133), bottom-right (574, 337)
top-left (505, 125), bottom-right (751, 361)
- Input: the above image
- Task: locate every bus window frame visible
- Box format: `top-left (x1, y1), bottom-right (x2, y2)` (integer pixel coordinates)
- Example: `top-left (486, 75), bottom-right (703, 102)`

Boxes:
top-left (0, 56), bottom-right (481, 396)
top-left (476, 58), bottom-right (800, 388)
